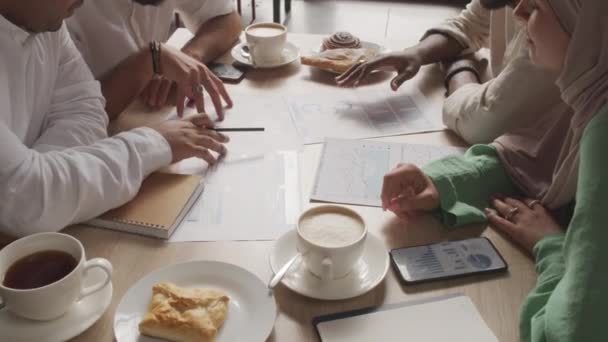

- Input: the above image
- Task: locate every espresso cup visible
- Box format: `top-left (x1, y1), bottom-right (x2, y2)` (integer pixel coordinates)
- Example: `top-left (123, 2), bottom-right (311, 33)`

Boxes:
top-left (0, 232), bottom-right (113, 320)
top-left (244, 22), bottom-right (287, 66)
top-left (296, 205), bottom-right (367, 281)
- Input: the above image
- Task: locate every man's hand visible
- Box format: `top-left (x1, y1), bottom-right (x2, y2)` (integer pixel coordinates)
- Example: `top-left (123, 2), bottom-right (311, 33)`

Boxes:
top-left (159, 45), bottom-right (233, 119)
top-left (140, 77), bottom-right (174, 110)
top-left (150, 114), bottom-right (229, 164)
top-left (335, 49), bottom-right (423, 90)
top-left (381, 163), bottom-right (440, 220)
top-left (485, 196), bottom-right (564, 254)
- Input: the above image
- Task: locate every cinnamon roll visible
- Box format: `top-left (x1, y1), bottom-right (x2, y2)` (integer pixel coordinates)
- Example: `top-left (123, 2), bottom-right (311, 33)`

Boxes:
top-left (322, 32), bottom-right (362, 51)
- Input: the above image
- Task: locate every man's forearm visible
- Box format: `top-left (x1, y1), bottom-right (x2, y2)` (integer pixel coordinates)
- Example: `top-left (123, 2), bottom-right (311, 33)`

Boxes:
top-left (99, 49), bottom-right (154, 119)
top-left (181, 10), bottom-right (241, 63)
top-left (410, 33), bottom-right (465, 66)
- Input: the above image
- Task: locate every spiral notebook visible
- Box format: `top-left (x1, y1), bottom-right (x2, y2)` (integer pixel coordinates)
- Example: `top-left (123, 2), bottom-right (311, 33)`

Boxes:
top-left (313, 294), bottom-right (498, 342)
top-left (88, 172), bottom-right (204, 239)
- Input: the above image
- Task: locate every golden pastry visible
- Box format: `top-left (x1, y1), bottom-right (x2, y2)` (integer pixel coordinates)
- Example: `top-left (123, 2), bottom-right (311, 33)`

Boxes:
top-left (139, 282), bottom-right (230, 342)
top-left (301, 48), bottom-right (378, 74)
top-left (322, 32), bottom-right (362, 50)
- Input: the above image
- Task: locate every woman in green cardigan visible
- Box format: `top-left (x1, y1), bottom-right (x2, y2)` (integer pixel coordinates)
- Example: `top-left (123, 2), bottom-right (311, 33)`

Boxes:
top-left (381, 0), bottom-right (608, 340)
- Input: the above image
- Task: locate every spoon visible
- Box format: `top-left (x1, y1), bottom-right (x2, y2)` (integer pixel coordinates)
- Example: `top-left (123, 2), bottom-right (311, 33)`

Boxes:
top-left (268, 253), bottom-right (301, 291)
top-left (241, 45), bottom-right (251, 58)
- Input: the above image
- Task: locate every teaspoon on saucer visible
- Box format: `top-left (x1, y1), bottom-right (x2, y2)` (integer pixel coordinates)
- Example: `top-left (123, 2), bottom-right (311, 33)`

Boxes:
top-left (241, 45), bottom-right (251, 58)
top-left (268, 253), bottom-right (301, 291)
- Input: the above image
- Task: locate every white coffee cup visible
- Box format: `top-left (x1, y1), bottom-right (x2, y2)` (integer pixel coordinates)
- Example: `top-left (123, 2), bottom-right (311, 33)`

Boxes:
top-left (296, 205), bottom-right (367, 281)
top-left (245, 22), bottom-right (287, 66)
top-left (0, 232), bottom-right (113, 321)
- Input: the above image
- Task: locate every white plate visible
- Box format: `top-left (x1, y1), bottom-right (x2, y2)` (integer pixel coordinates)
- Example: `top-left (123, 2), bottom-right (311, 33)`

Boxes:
top-left (231, 41), bottom-right (300, 69)
top-left (313, 40), bottom-right (390, 55)
top-left (311, 41), bottom-right (391, 74)
top-left (114, 260), bottom-right (276, 342)
top-left (0, 268), bottom-right (113, 342)
top-left (269, 229), bottom-right (389, 300)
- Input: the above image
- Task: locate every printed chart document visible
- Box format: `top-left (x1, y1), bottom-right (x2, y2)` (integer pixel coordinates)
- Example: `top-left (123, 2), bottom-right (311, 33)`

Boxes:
top-left (170, 150), bottom-right (301, 242)
top-left (286, 88), bottom-right (441, 144)
top-left (314, 295), bottom-right (498, 342)
top-left (311, 139), bottom-right (465, 207)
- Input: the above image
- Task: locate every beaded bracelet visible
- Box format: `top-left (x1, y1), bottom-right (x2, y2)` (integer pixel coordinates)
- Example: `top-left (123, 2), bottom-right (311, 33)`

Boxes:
top-left (149, 41), bottom-right (162, 75)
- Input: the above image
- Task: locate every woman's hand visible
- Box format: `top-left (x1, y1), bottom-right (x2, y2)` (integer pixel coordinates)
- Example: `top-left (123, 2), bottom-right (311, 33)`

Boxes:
top-left (485, 196), bottom-right (564, 254)
top-left (381, 163), bottom-right (440, 220)
top-left (335, 49), bottom-right (423, 90)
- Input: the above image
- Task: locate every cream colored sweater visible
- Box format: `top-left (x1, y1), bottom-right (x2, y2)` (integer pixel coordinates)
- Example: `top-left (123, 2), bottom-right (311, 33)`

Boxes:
top-left (424, 0), bottom-right (567, 144)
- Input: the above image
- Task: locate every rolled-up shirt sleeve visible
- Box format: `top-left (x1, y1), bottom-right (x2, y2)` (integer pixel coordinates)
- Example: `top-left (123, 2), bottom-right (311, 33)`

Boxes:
top-left (442, 46), bottom-right (564, 144)
top-left (175, 0), bottom-right (235, 34)
top-left (421, 0), bottom-right (491, 54)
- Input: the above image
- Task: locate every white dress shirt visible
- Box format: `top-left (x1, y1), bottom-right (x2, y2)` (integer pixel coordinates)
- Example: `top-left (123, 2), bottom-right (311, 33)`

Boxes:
top-left (423, 0), bottom-right (569, 144)
top-left (0, 16), bottom-right (172, 237)
top-left (66, 0), bottom-right (235, 78)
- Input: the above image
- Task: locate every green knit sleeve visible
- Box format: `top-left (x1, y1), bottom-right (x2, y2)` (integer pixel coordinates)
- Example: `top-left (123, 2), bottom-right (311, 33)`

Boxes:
top-left (422, 144), bottom-right (517, 228)
top-left (519, 107), bottom-right (608, 342)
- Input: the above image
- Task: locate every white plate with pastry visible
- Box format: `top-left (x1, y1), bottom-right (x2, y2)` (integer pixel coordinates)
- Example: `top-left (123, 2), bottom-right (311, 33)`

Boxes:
top-left (269, 229), bottom-right (390, 300)
top-left (303, 31), bottom-right (390, 74)
top-left (114, 261), bottom-right (276, 342)
top-left (312, 41), bottom-right (389, 55)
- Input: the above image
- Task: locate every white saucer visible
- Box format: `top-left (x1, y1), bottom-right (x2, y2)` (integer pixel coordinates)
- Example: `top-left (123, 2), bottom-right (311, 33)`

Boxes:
top-left (114, 260), bottom-right (276, 342)
top-left (269, 230), bottom-right (389, 300)
top-left (231, 41), bottom-right (300, 69)
top-left (0, 268), bottom-right (113, 342)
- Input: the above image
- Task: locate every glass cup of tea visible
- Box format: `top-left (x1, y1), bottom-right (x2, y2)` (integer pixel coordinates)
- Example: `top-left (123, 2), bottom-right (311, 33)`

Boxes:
top-left (0, 232), bottom-right (112, 320)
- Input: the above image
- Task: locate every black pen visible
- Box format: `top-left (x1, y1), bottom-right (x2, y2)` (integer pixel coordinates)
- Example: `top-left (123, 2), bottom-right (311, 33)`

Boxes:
top-left (211, 127), bottom-right (265, 132)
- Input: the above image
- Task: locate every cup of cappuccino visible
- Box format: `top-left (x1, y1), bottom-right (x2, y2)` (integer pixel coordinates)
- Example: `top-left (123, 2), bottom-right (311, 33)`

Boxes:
top-left (244, 22), bottom-right (287, 66)
top-left (296, 205), bottom-right (367, 281)
top-left (0, 232), bottom-right (113, 320)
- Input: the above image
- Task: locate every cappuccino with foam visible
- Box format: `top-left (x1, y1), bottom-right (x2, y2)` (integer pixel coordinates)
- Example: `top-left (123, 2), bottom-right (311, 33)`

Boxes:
top-left (299, 210), bottom-right (364, 248)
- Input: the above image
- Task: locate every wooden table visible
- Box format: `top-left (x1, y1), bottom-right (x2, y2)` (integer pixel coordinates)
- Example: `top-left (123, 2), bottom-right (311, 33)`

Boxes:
top-left (62, 32), bottom-right (537, 342)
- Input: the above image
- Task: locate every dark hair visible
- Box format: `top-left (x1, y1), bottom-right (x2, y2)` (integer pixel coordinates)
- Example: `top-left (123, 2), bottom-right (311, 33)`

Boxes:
top-left (480, 0), bottom-right (515, 9)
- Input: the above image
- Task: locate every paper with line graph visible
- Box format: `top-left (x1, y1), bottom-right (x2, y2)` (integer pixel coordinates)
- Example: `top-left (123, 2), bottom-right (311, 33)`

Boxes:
top-left (311, 139), bottom-right (465, 207)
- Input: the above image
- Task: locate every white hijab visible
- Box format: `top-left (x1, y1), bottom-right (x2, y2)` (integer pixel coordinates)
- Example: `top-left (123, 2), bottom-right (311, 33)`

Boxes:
top-left (493, 0), bottom-right (608, 209)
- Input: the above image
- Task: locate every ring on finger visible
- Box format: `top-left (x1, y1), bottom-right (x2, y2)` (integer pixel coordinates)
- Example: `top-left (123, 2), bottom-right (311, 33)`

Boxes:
top-left (192, 84), bottom-right (204, 95)
top-left (504, 207), bottom-right (519, 221)
top-left (527, 200), bottom-right (541, 209)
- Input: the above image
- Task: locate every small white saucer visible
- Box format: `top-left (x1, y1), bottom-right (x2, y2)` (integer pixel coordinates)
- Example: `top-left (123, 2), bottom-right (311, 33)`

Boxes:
top-left (231, 41), bottom-right (300, 69)
top-left (269, 230), bottom-right (389, 300)
top-left (0, 268), bottom-right (113, 342)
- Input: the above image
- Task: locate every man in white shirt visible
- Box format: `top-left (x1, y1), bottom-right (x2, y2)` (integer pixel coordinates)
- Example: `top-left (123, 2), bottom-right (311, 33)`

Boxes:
top-left (67, 0), bottom-right (241, 120)
top-left (337, 0), bottom-right (572, 144)
top-left (0, 0), bottom-right (229, 237)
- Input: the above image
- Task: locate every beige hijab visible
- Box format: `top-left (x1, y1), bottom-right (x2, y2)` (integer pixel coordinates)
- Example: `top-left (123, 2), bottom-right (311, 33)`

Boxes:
top-left (492, 0), bottom-right (608, 209)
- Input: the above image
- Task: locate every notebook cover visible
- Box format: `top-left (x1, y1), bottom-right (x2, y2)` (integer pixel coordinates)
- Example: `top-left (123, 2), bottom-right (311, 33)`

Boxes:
top-left (313, 294), bottom-right (498, 342)
top-left (90, 172), bottom-right (203, 238)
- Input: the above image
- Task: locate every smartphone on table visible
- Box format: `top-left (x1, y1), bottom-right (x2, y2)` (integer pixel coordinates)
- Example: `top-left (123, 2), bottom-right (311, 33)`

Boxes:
top-left (390, 237), bottom-right (507, 285)
top-left (208, 62), bottom-right (246, 83)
